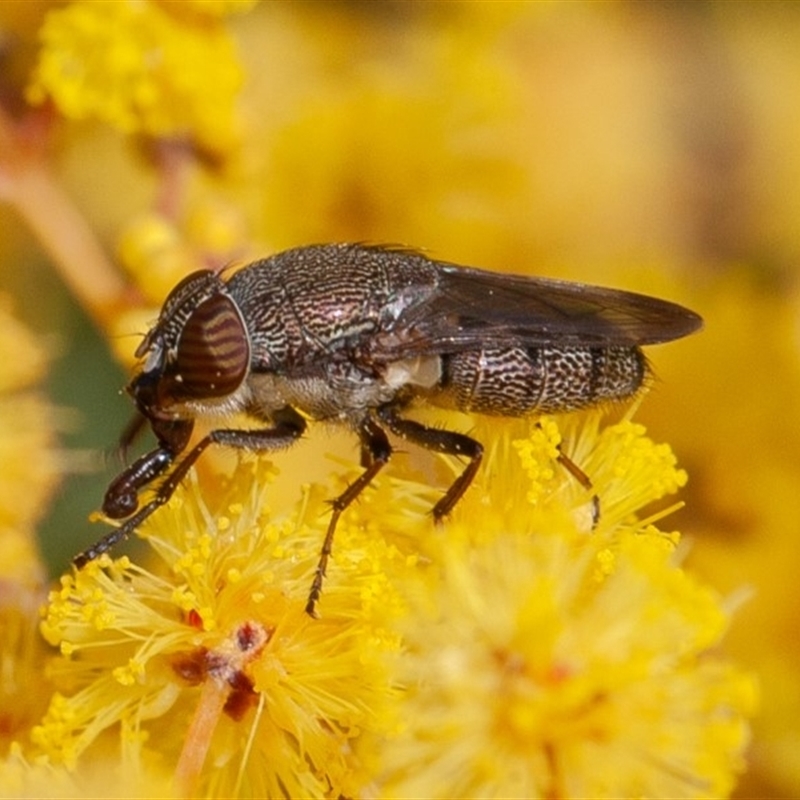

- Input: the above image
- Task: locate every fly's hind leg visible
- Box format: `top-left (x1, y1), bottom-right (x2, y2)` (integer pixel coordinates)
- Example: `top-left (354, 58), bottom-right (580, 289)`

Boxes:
top-left (377, 404), bottom-right (484, 522)
top-left (548, 428), bottom-right (600, 526)
top-left (306, 416), bottom-right (392, 617)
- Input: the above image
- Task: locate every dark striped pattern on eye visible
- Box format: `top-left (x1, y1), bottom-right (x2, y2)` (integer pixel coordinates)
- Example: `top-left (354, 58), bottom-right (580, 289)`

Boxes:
top-left (175, 294), bottom-right (249, 397)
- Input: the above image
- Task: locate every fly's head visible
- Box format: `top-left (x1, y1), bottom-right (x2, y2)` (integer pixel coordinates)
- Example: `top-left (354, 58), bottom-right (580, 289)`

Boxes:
top-left (131, 270), bottom-right (252, 425)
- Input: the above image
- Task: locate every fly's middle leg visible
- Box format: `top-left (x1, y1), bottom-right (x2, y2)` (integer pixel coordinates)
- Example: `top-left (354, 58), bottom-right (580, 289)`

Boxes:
top-left (306, 416), bottom-right (392, 617)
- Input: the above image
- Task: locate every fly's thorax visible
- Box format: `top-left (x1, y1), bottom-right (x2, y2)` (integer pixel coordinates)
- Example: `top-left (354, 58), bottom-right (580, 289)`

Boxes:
top-left (225, 266), bottom-right (291, 371)
top-left (226, 245), bottom-right (441, 372)
top-left (438, 345), bottom-right (647, 416)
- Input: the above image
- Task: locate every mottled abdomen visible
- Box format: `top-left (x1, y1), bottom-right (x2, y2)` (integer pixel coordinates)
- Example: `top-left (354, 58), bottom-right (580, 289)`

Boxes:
top-left (440, 346), bottom-right (646, 415)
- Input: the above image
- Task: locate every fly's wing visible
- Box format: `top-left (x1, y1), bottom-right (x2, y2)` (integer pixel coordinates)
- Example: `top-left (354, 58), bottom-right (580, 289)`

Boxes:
top-left (373, 263), bottom-right (703, 359)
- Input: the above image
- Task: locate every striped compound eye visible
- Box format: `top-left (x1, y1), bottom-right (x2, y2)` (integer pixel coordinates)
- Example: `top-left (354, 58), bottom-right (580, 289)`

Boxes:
top-left (173, 292), bottom-right (250, 398)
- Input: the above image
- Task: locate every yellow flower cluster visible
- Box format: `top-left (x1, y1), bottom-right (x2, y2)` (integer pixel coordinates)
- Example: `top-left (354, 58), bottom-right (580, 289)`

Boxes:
top-left (379, 531), bottom-right (751, 799)
top-left (373, 415), bottom-right (752, 798)
top-left (34, 457), bottom-right (405, 797)
top-left (27, 0), bottom-right (246, 156)
top-left (0, 301), bottom-right (63, 760)
top-left (0, 300), bottom-right (63, 543)
top-left (0, 4), bottom-right (766, 796)
top-left (27, 411), bottom-right (754, 797)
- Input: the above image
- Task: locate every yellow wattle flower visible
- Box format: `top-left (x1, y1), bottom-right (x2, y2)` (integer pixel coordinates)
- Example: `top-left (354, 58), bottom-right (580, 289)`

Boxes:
top-left (27, 0), bottom-right (246, 156)
top-left (34, 455), bottom-right (404, 797)
top-left (369, 413), bottom-right (755, 799)
top-left (0, 298), bottom-right (63, 542)
top-left (31, 410), bottom-right (754, 798)
top-left (0, 301), bottom-right (63, 758)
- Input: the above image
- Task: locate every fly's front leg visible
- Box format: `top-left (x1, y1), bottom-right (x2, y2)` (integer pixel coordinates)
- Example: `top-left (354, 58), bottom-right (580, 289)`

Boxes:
top-left (73, 418), bottom-right (195, 567)
top-left (74, 446), bottom-right (178, 567)
top-left (306, 416), bottom-right (391, 617)
top-left (377, 404), bottom-right (484, 522)
top-left (74, 407), bottom-right (306, 570)
top-left (103, 417), bottom-right (194, 519)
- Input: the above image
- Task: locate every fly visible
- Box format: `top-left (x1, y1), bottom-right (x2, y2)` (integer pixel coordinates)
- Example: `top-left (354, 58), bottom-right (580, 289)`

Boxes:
top-left (73, 243), bottom-right (702, 615)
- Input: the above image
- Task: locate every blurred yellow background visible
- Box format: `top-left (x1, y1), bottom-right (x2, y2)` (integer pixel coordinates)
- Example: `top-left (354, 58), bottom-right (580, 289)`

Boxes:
top-left (1, 2), bottom-right (799, 796)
